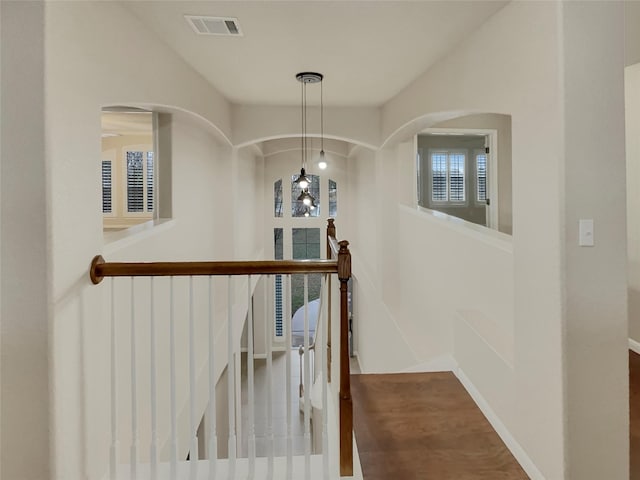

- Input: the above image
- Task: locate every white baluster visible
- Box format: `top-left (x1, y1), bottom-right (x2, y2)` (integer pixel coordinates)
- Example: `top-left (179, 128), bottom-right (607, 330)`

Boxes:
top-left (170, 277), bottom-right (177, 480)
top-left (303, 275), bottom-right (311, 480)
top-left (110, 278), bottom-right (118, 480)
top-left (321, 275), bottom-right (329, 480)
top-left (247, 275), bottom-right (256, 479)
top-left (208, 276), bottom-right (218, 480)
top-left (266, 275), bottom-right (274, 480)
top-left (285, 275), bottom-right (293, 480)
top-left (189, 276), bottom-right (199, 479)
top-left (227, 276), bottom-right (236, 479)
top-left (150, 277), bottom-right (158, 480)
top-left (130, 277), bottom-right (138, 480)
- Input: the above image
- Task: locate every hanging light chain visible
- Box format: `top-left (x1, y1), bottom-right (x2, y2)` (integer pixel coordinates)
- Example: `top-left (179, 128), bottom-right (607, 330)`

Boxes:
top-left (320, 78), bottom-right (324, 153)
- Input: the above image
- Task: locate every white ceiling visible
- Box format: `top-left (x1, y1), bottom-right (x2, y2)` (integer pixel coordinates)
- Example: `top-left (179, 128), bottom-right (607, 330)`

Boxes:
top-left (122, 1), bottom-right (508, 107)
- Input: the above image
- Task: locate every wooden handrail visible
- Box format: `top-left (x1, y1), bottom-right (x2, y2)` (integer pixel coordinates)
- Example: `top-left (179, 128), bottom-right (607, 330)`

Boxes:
top-left (326, 219), bottom-right (353, 477)
top-left (90, 218), bottom-right (353, 476)
top-left (90, 255), bottom-right (337, 284)
top-left (328, 235), bottom-right (340, 258)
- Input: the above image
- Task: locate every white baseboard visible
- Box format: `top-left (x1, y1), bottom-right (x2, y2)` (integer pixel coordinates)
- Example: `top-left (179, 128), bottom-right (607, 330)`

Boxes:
top-left (455, 368), bottom-right (545, 480)
top-left (629, 338), bottom-right (640, 355)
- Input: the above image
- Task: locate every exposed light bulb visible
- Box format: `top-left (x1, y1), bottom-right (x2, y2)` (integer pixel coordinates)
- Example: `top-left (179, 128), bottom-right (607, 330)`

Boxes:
top-left (310, 204), bottom-right (316, 210)
top-left (318, 150), bottom-right (327, 170)
top-left (299, 179), bottom-right (309, 189)
top-left (303, 197), bottom-right (311, 206)
top-left (304, 211), bottom-right (310, 217)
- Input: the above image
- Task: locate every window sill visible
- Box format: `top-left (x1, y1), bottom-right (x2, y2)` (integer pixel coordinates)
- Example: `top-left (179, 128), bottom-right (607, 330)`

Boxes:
top-left (403, 205), bottom-right (512, 253)
top-left (103, 218), bottom-right (176, 256)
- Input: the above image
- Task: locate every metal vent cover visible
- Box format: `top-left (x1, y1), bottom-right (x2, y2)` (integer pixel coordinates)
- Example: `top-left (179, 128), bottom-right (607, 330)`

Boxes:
top-left (185, 15), bottom-right (243, 36)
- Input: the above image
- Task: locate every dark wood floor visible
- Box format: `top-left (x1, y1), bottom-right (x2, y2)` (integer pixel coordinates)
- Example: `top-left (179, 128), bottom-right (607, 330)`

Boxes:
top-left (631, 351), bottom-right (640, 479)
top-left (352, 355), bottom-right (640, 479)
top-left (351, 372), bottom-right (528, 480)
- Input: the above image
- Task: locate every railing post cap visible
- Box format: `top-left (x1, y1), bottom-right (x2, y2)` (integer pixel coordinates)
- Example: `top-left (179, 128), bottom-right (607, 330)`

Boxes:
top-left (90, 255), bottom-right (105, 284)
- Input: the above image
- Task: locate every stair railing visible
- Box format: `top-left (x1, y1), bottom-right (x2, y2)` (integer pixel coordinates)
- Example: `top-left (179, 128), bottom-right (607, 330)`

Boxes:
top-left (89, 219), bottom-right (352, 479)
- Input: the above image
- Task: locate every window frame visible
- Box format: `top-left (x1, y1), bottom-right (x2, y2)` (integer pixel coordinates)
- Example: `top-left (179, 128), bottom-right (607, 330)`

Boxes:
top-left (101, 149), bottom-right (117, 218)
top-left (474, 148), bottom-right (488, 206)
top-left (427, 148), bottom-right (468, 207)
top-left (121, 144), bottom-right (155, 219)
top-left (417, 127), bottom-right (500, 231)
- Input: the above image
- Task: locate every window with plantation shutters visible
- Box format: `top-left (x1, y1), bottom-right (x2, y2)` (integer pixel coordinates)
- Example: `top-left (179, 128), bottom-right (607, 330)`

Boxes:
top-left (146, 152), bottom-right (154, 212)
top-left (274, 228), bottom-right (284, 338)
top-left (476, 151), bottom-right (487, 204)
top-left (102, 109), bottom-right (164, 231)
top-left (102, 161), bottom-right (112, 213)
top-left (430, 150), bottom-right (466, 204)
top-left (127, 152), bottom-right (144, 212)
top-left (126, 151), bottom-right (154, 213)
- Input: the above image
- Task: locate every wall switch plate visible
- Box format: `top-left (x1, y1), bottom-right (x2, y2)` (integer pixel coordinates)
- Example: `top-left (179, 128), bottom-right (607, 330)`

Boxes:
top-left (579, 219), bottom-right (594, 247)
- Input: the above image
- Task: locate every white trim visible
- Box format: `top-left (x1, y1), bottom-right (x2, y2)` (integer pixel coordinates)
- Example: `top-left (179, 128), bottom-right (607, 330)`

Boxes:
top-left (455, 368), bottom-right (546, 480)
top-left (629, 337), bottom-right (640, 354)
top-left (401, 204), bottom-right (513, 253)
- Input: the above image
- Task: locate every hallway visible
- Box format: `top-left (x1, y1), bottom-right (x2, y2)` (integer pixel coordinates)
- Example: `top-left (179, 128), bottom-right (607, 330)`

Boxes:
top-left (352, 355), bottom-right (640, 480)
top-left (351, 372), bottom-right (528, 480)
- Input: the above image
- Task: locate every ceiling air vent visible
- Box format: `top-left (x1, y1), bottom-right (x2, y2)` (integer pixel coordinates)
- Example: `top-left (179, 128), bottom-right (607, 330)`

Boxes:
top-left (185, 16), bottom-right (243, 36)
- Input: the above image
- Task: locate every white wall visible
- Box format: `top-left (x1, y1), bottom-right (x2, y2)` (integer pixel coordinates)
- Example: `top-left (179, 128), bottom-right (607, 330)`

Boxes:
top-left (0, 2), bottom-right (50, 479)
top-left (626, 1), bottom-right (640, 67)
top-left (627, 63), bottom-right (640, 343)
top-left (562, 4), bottom-right (627, 478)
top-left (41, 2), bottom-right (259, 478)
top-left (350, 2), bottom-right (627, 478)
top-left (345, 146), bottom-right (419, 373)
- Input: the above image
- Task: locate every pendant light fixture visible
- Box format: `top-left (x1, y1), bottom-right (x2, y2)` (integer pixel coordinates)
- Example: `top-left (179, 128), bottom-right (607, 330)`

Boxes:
top-left (317, 77), bottom-right (327, 170)
top-left (294, 72), bottom-right (324, 204)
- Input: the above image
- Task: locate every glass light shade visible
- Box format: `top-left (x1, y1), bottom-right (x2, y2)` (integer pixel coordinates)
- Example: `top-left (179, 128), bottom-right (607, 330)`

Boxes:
top-left (295, 167), bottom-right (310, 189)
top-left (318, 150), bottom-right (327, 170)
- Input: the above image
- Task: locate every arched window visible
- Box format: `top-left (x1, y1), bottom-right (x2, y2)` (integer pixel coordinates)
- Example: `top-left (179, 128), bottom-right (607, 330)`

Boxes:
top-left (274, 179), bottom-right (283, 217)
top-left (329, 179), bottom-right (337, 217)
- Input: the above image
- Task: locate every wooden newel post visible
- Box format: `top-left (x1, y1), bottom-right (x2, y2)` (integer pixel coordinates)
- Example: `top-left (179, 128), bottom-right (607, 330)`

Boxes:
top-left (326, 219), bottom-right (336, 383)
top-left (337, 240), bottom-right (353, 477)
